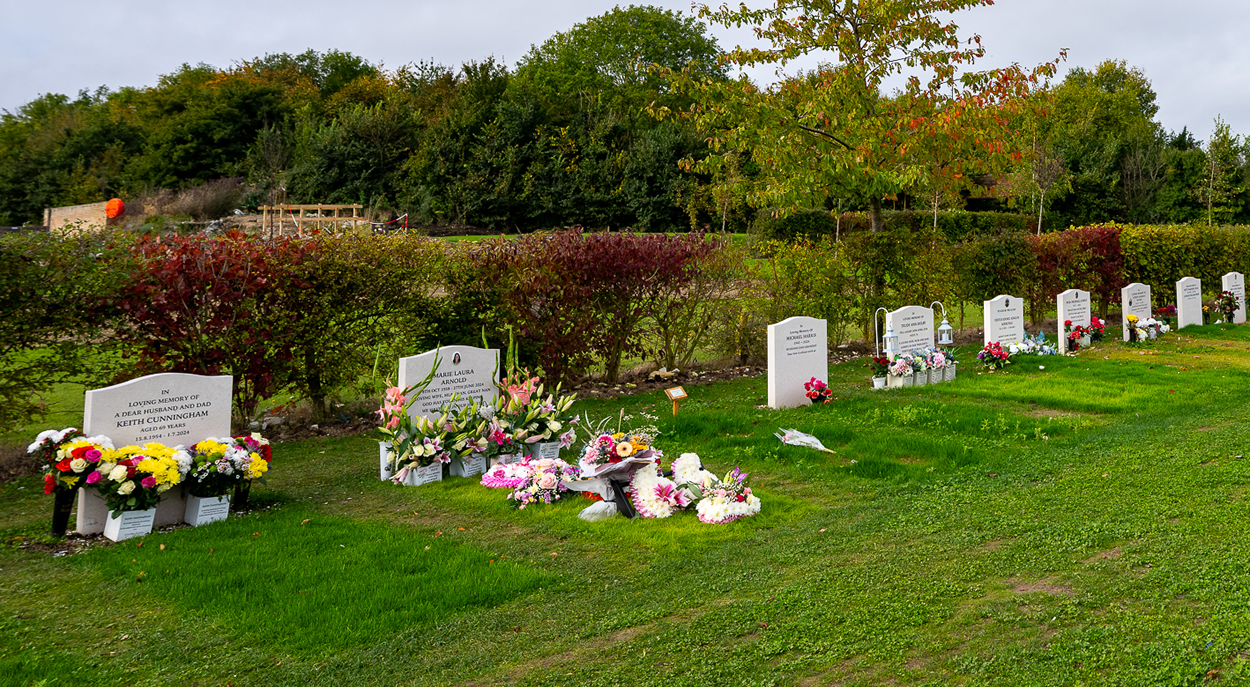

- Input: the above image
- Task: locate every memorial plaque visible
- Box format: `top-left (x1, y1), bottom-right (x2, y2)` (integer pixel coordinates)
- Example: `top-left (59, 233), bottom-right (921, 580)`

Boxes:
top-left (767, 316), bottom-right (828, 410)
top-left (1121, 283), bottom-right (1152, 341)
top-left (885, 305), bottom-right (935, 356)
top-left (983, 294), bottom-right (1025, 346)
top-left (1222, 272), bottom-right (1246, 324)
top-left (84, 373), bottom-right (232, 448)
top-left (1177, 277), bottom-right (1203, 329)
top-left (397, 345), bottom-right (499, 421)
top-left (1057, 289), bottom-right (1091, 354)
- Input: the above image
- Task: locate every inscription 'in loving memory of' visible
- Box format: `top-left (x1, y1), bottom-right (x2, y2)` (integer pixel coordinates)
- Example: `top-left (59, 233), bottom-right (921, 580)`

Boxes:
top-left (112, 388), bottom-right (212, 438)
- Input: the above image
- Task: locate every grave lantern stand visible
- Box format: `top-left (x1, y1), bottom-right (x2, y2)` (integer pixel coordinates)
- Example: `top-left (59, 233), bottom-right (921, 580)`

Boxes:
top-left (874, 307), bottom-right (899, 359)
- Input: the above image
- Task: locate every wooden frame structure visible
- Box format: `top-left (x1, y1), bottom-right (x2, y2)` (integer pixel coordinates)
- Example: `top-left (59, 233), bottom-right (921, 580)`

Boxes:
top-left (260, 204), bottom-right (365, 237)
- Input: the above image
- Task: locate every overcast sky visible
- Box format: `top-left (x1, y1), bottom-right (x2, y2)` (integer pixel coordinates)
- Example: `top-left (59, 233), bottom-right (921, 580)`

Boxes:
top-left (3, 1), bottom-right (1248, 141)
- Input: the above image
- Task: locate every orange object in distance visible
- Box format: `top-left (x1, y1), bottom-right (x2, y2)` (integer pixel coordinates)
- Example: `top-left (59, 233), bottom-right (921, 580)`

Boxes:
top-left (105, 198), bottom-right (125, 218)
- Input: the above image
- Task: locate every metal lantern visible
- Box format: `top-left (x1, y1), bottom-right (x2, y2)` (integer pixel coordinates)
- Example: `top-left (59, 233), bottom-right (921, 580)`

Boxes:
top-left (937, 316), bottom-right (954, 345)
top-left (883, 324), bottom-right (900, 357)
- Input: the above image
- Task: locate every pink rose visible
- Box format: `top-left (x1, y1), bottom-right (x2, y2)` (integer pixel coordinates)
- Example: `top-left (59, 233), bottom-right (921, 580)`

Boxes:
top-left (86, 471), bottom-right (102, 484)
top-left (141, 476), bottom-right (157, 489)
top-left (537, 473), bottom-right (558, 490)
top-left (85, 448), bottom-right (102, 462)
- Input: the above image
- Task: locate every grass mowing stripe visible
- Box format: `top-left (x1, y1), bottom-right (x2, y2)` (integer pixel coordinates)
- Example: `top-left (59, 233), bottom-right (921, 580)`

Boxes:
top-left (71, 507), bottom-right (552, 656)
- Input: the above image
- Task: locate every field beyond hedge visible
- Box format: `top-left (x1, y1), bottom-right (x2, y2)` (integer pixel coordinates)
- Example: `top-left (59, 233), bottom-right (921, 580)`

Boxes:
top-left (4, 324), bottom-right (1250, 686)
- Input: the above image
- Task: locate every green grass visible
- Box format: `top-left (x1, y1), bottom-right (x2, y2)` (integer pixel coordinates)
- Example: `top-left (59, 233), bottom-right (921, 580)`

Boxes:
top-left (5, 324), bottom-right (1250, 685)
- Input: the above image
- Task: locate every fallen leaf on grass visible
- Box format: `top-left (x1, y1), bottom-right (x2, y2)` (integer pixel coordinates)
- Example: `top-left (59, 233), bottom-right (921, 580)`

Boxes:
top-left (435, 531), bottom-right (443, 537)
top-left (300, 519), bottom-right (310, 525)
top-left (550, 552), bottom-right (559, 557)
top-left (818, 529), bottom-right (826, 533)
top-left (758, 622), bottom-right (769, 628)
top-left (251, 532), bottom-right (259, 537)
top-left (159, 544), bottom-right (165, 550)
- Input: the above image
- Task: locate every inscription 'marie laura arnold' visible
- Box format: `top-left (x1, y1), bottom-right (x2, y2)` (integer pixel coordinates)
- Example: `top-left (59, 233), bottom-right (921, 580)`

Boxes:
top-left (1177, 277), bottom-right (1202, 329)
top-left (1056, 289), bottom-right (1091, 354)
top-left (885, 305), bottom-right (934, 354)
top-left (398, 345), bottom-right (500, 421)
top-left (83, 373), bottom-right (232, 447)
top-left (767, 316), bottom-right (828, 410)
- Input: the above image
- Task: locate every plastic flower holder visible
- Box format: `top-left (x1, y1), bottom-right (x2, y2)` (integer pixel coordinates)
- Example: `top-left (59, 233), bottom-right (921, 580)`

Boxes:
top-left (185, 494), bottom-right (230, 527)
top-left (104, 507), bottom-right (156, 542)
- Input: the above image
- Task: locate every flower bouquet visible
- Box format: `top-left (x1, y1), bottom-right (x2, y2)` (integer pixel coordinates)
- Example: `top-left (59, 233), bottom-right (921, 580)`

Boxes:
top-left (887, 355), bottom-right (914, 389)
top-left (507, 458), bottom-right (581, 508)
top-left (628, 462), bottom-right (692, 519)
top-left (1088, 316), bottom-right (1106, 342)
top-left (465, 398), bottom-right (523, 467)
top-left (1215, 290), bottom-right (1240, 323)
top-left (182, 438), bottom-right (265, 525)
top-left (228, 432), bottom-right (271, 509)
top-left (803, 377), bottom-right (833, 404)
top-left (925, 348), bottom-right (947, 383)
top-left (1010, 334), bottom-right (1057, 356)
top-left (32, 428), bottom-right (97, 536)
top-left (577, 425), bottom-right (660, 478)
top-left (977, 342), bottom-right (1011, 371)
top-left (505, 383), bottom-right (579, 460)
top-left (910, 353), bottom-right (930, 386)
top-left (1157, 304), bottom-right (1176, 326)
top-left (869, 356), bottom-right (890, 388)
top-left (672, 454), bottom-right (761, 524)
top-left (88, 444), bottom-right (184, 541)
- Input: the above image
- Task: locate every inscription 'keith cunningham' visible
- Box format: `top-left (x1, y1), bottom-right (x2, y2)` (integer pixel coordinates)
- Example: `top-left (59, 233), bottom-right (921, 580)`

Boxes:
top-left (115, 409), bottom-right (210, 428)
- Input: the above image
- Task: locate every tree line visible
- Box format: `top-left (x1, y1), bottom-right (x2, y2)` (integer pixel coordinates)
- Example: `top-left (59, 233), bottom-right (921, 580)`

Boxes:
top-left (1, 3), bottom-right (1247, 232)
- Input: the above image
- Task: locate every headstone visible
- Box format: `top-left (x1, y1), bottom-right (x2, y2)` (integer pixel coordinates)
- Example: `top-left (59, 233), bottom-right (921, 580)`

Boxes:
top-left (884, 305), bottom-right (935, 356)
top-left (1056, 289), bottom-right (1091, 354)
top-left (1176, 277), bottom-right (1203, 329)
top-left (1121, 283), bottom-right (1152, 341)
top-left (1222, 272), bottom-right (1246, 324)
top-left (983, 294), bottom-right (1025, 346)
top-left (767, 316), bottom-right (828, 410)
top-left (79, 373), bottom-right (233, 534)
top-left (397, 345), bottom-right (499, 421)
top-left (84, 373), bottom-right (232, 447)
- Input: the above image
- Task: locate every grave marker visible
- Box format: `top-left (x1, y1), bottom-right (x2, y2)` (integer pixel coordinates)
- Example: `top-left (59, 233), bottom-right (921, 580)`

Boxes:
top-left (884, 305), bottom-right (934, 356)
top-left (1222, 272), bottom-right (1246, 324)
top-left (79, 373), bottom-right (232, 535)
top-left (397, 345), bottom-right (499, 421)
top-left (1177, 277), bottom-right (1203, 329)
top-left (1121, 283), bottom-right (1152, 341)
top-left (1057, 289), bottom-right (1091, 354)
top-left (983, 294), bottom-right (1025, 346)
top-left (767, 316), bottom-right (828, 410)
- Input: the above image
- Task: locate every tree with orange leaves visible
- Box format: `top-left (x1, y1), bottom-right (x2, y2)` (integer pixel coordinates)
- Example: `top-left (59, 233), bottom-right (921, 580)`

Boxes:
top-left (662, 0), bottom-right (1065, 233)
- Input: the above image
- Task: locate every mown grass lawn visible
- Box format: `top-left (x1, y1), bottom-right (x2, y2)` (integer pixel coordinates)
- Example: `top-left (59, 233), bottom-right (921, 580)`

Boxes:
top-left (3, 324), bottom-right (1250, 686)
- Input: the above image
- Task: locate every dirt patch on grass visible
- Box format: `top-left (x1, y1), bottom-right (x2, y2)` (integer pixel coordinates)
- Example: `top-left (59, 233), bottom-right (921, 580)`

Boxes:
top-left (1023, 407), bottom-right (1092, 419)
top-left (1011, 577), bottom-right (1072, 596)
top-left (1082, 546), bottom-right (1123, 564)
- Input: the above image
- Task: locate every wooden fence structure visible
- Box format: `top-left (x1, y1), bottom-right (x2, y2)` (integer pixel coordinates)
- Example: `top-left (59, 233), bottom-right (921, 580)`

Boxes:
top-left (259, 204), bottom-right (365, 237)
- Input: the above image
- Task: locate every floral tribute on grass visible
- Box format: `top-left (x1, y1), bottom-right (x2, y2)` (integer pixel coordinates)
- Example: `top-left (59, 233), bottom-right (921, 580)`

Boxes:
top-left (1007, 333), bottom-right (1058, 356)
top-left (1215, 290), bottom-right (1240, 323)
top-left (184, 438), bottom-right (269, 497)
top-left (506, 458), bottom-right (581, 508)
top-left (671, 453), bottom-right (761, 525)
top-left (1126, 314), bottom-right (1171, 342)
top-left (977, 342), bottom-right (1012, 371)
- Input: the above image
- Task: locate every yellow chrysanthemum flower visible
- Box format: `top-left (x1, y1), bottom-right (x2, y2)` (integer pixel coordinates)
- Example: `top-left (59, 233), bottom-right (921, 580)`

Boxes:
top-left (247, 453), bottom-right (269, 479)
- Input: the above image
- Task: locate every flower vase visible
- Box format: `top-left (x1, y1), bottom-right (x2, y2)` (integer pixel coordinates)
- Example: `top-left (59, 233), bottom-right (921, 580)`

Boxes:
top-left (527, 442), bottom-right (561, 461)
top-left (450, 453), bottom-right (487, 478)
top-left (379, 441), bottom-right (394, 481)
top-left (51, 488), bottom-right (75, 537)
top-left (945, 364), bottom-right (957, 382)
top-left (1128, 328), bottom-right (1138, 343)
top-left (233, 481), bottom-right (251, 511)
top-left (1204, 312), bottom-right (1211, 325)
top-left (871, 376), bottom-right (887, 390)
top-left (888, 373), bottom-right (912, 390)
top-left (185, 494), bottom-right (230, 527)
top-left (914, 370), bottom-right (929, 387)
top-left (1079, 335), bottom-right (1091, 348)
top-left (103, 507), bottom-right (156, 542)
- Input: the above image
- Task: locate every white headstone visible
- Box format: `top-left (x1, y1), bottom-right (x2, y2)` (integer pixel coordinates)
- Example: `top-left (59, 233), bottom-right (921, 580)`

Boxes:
top-left (1176, 277), bottom-right (1203, 329)
top-left (1057, 289), bottom-right (1091, 354)
top-left (397, 345), bottom-right (500, 420)
top-left (983, 294), bottom-right (1025, 346)
top-left (1221, 272), bottom-right (1246, 324)
top-left (84, 373), bottom-right (232, 447)
top-left (1121, 283), bottom-right (1152, 341)
top-left (884, 305), bottom-right (935, 356)
top-left (79, 373), bottom-right (232, 534)
top-left (767, 316), bottom-right (828, 410)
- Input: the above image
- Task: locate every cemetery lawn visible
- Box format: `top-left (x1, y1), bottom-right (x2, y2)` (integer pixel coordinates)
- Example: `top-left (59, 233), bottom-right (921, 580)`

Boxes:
top-left (4, 325), bottom-right (1250, 685)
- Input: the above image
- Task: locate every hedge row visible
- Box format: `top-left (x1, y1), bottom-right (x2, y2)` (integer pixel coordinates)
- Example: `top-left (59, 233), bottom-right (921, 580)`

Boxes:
top-left (751, 209), bottom-right (1033, 244)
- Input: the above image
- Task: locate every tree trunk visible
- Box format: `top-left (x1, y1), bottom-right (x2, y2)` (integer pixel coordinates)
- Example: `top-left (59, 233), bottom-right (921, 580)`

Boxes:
top-left (870, 196), bottom-right (884, 233)
top-left (1037, 188), bottom-right (1046, 235)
